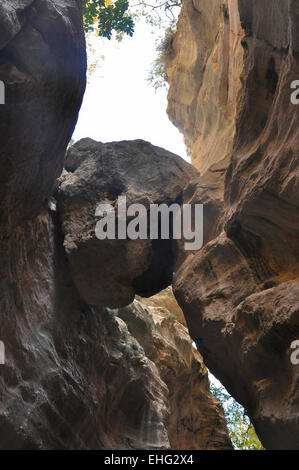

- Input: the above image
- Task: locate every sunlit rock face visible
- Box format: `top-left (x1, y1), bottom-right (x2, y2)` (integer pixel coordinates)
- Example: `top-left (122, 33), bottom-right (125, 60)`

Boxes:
top-left (137, 286), bottom-right (187, 326)
top-left (57, 138), bottom-right (199, 308)
top-left (168, 0), bottom-right (299, 449)
top-left (0, 0), bottom-right (86, 236)
top-left (117, 299), bottom-right (233, 450)
top-left (166, 0), bottom-right (244, 174)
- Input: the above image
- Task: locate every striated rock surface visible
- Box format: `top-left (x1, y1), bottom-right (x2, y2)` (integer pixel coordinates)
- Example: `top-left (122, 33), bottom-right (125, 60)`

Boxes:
top-left (0, 210), bottom-right (170, 449)
top-left (117, 299), bottom-right (232, 450)
top-left (0, 0), bottom-right (86, 236)
top-left (137, 287), bottom-right (187, 326)
top-left (57, 138), bottom-right (199, 308)
top-left (167, 0), bottom-right (244, 174)
top-left (0, 0), bottom-right (231, 445)
top-left (0, 1), bottom-right (171, 450)
top-left (168, 0), bottom-right (299, 450)
top-left (5, 0), bottom-right (298, 452)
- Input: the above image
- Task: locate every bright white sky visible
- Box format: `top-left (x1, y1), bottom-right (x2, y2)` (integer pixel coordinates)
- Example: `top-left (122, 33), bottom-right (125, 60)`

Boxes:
top-left (73, 19), bottom-right (188, 160)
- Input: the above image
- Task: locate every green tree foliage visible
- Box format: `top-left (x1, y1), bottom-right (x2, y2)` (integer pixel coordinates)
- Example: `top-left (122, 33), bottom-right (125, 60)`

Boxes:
top-left (83, 1), bottom-right (181, 40)
top-left (147, 26), bottom-right (176, 90)
top-left (83, 0), bottom-right (134, 39)
top-left (210, 381), bottom-right (263, 450)
top-left (83, 1), bottom-right (182, 83)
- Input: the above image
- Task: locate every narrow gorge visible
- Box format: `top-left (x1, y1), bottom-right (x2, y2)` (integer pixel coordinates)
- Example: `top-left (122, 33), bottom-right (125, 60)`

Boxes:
top-left (0, 0), bottom-right (298, 451)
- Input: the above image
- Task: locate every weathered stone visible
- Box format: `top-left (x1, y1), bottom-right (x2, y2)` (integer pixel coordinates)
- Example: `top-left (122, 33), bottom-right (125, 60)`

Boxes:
top-left (65, 137), bottom-right (100, 172)
top-left (0, 0), bottom-right (86, 236)
top-left (166, 0), bottom-right (244, 174)
top-left (117, 299), bottom-right (233, 450)
top-left (57, 138), bottom-right (199, 308)
top-left (169, 0), bottom-right (299, 450)
top-left (0, 0), bottom-right (227, 447)
top-left (137, 286), bottom-right (187, 326)
top-left (0, 212), bottom-right (170, 449)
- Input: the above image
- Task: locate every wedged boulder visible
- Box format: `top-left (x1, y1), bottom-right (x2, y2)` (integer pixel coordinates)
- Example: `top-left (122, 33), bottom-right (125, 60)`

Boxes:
top-left (57, 138), bottom-right (199, 308)
top-left (0, 0), bottom-right (86, 236)
top-left (168, 0), bottom-right (299, 449)
top-left (117, 299), bottom-right (233, 450)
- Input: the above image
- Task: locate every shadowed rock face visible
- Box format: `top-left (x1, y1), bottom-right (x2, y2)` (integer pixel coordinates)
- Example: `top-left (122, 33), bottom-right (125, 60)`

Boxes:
top-left (0, 0), bottom-right (231, 444)
top-left (0, 211), bottom-right (170, 449)
top-left (0, 0), bottom-right (86, 236)
top-left (117, 299), bottom-right (233, 450)
top-left (0, 1), bottom-right (172, 449)
top-left (168, 0), bottom-right (299, 449)
top-left (4, 0), bottom-right (298, 452)
top-left (57, 138), bottom-right (199, 308)
top-left (0, 8), bottom-right (172, 442)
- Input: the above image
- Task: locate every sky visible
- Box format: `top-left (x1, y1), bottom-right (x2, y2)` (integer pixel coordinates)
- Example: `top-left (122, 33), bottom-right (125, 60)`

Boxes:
top-left (73, 20), bottom-right (188, 160)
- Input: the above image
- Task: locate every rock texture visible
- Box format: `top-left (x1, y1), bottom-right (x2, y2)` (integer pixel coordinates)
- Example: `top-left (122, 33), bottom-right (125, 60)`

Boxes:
top-left (137, 287), bottom-right (187, 326)
top-left (0, 0), bottom-right (86, 236)
top-left (5, 0), bottom-right (298, 452)
top-left (57, 138), bottom-right (199, 308)
top-left (0, 1), bottom-right (171, 450)
top-left (0, 1), bottom-right (231, 446)
top-left (167, 0), bottom-right (299, 450)
top-left (117, 299), bottom-right (232, 450)
top-left (0, 211), bottom-right (170, 449)
top-left (167, 0), bottom-right (244, 174)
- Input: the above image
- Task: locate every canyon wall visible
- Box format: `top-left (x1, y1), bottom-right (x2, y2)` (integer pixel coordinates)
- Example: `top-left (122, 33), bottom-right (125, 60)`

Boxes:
top-left (117, 298), bottom-right (232, 450)
top-left (2, 0), bottom-right (297, 451)
top-left (0, 1), bottom-right (231, 447)
top-left (0, 211), bottom-right (171, 449)
top-left (167, 0), bottom-right (299, 449)
top-left (0, 0), bottom-right (171, 450)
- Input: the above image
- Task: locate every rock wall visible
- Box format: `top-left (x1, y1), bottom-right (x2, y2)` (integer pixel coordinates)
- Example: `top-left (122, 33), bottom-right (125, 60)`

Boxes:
top-left (0, 211), bottom-right (170, 449)
top-left (0, 1), bottom-right (170, 450)
top-left (0, 0), bottom-right (232, 447)
top-left (167, 0), bottom-right (299, 449)
top-left (167, 0), bottom-right (244, 174)
top-left (5, 0), bottom-right (297, 451)
top-left (0, 0), bottom-right (86, 236)
top-left (118, 299), bottom-right (232, 450)
top-left (57, 138), bottom-right (199, 308)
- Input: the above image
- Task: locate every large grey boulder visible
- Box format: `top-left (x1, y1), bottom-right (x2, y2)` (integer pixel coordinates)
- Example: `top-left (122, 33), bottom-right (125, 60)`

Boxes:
top-left (57, 139), bottom-right (199, 308)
